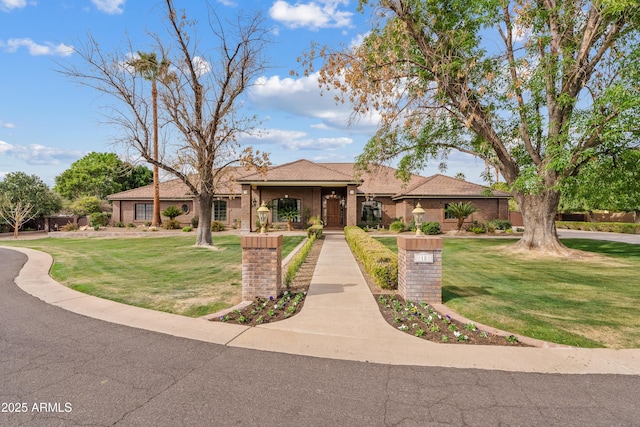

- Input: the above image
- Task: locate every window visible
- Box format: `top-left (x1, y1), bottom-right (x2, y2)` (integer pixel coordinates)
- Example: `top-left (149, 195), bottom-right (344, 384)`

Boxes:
top-left (181, 204), bottom-right (189, 214)
top-left (361, 200), bottom-right (382, 222)
top-left (213, 200), bottom-right (227, 222)
top-left (272, 198), bottom-right (301, 222)
top-left (135, 203), bottom-right (153, 221)
top-left (444, 203), bottom-right (455, 220)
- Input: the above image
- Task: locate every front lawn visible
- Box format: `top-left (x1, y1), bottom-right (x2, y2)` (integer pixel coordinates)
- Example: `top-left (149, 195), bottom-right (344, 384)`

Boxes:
top-left (375, 237), bottom-right (640, 348)
top-left (3, 235), bottom-right (305, 317)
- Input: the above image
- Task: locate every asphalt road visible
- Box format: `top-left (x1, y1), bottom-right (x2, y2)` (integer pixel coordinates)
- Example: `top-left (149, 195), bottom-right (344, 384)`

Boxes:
top-left (1, 248), bottom-right (639, 426)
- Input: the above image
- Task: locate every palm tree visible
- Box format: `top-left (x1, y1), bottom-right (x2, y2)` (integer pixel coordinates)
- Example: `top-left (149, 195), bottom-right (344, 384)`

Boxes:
top-left (129, 52), bottom-right (170, 227)
top-left (445, 202), bottom-right (478, 232)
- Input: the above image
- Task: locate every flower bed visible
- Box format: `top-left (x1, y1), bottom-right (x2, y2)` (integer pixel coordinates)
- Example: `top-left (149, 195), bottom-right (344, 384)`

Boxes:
top-left (376, 295), bottom-right (529, 346)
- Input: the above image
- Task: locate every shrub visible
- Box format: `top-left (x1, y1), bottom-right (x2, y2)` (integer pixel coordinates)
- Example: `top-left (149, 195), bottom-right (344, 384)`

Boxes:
top-left (307, 224), bottom-right (323, 239)
top-left (61, 222), bottom-right (79, 231)
top-left (556, 221), bottom-right (640, 234)
top-left (144, 221), bottom-right (152, 227)
top-left (191, 216), bottom-right (199, 228)
top-left (468, 226), bottom-right (486, 234)
top-left (344, 226), bottom-right (397, 289)
top-left (163, 219), bottom-right (181, 230)
top-left (307, 215), bottom-right (322, 226)
top-left (89, 212), bottom-right (111, 228)
top-left (211, 221), bottom-right (225, 232)
top-left (182, 226), bottom-right (193, 232)
top-left (114, 221), bottom-right (124, 228)
top-left (390, 220), bottom-right (407, 233)
top-left (126, 223), bottom-right (135, 228)
top-left (488, 219), bottom-right (512, 230)
top-left (284, 234), bottom-right (317, 288)
top-left (421, 221), bottom-right (441, 235)
top-left (162, 205), bottom-right (183, 221)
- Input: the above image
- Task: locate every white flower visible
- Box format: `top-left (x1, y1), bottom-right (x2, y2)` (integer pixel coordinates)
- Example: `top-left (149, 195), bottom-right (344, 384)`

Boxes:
top-left (454, 331), bottom-right (461, 337)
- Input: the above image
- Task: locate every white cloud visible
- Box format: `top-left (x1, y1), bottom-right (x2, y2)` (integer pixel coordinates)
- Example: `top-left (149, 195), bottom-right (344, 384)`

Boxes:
top-left (192, 56), bottom-right (211, 77)
top-left (241, 128), bottom-right (352, 151)
top-left (0, 0), bottom-right (26, 12)
top-left (0, 140), bottom-right (83, 165)
top-left (0, 120), bottom-right (15, 129)
top-left (217, 0), bottom-right (237, 6)
top-left (249, 73), bottom-right (379, 133)
top-left (91, 0), bottom-right (125, 15)
top-left (269, 0), bottom-right (353, 30)
top-left (2, 38), bottom-right (74, 56)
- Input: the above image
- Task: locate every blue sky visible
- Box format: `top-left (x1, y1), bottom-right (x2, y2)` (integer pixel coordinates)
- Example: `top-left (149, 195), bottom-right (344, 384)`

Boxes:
top-left (0, 0), bottom-right (487, 186)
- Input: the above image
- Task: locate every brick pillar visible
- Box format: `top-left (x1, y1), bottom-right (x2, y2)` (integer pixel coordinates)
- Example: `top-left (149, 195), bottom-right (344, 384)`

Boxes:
top-left (241, 234), bottom-right (283, 300)
top-left (397, 235), bottom-right (443, 303)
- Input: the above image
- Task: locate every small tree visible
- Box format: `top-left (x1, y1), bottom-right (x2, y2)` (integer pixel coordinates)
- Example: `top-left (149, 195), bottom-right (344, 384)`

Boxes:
top-left (445, 202), bottom-right (478, 232)
top-left (0, 172), bottom-right (62, 238)
top-left (0, 198), bottom-right (36, 239)
top-left (161, 205), bottom-right (183, 221)
top-left (279, 207), bottom-right (300, 231)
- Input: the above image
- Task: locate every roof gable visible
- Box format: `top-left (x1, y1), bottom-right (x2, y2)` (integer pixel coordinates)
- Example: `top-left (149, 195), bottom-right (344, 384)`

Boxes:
top-left (237, 159), bottom-right (358, 183)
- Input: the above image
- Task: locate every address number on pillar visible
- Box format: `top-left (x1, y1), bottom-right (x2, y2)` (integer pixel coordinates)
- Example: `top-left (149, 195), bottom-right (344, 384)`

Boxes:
top-left (414, 252), bottom-right (434, 264)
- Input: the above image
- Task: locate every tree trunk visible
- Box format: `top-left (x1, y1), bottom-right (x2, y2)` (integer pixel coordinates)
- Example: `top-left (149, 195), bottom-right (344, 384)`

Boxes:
top-left (511, 190), bottom-right (571, 255)
top-left (195, 193), bottom-right (214, 247)
top-left (635, 210), bottom-right (640, 224)
top-left (151, 80), bottom-right (162, 227)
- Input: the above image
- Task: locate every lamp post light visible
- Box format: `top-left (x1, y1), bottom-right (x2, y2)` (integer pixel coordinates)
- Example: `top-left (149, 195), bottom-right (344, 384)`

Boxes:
top-left (257, 202), bottom-right (270, 234)
top-left (412, 203), bottom-right (426, 236)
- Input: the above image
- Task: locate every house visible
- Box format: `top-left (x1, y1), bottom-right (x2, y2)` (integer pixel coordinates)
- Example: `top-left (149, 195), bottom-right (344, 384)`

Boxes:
top-left (107, 159), bottom-right (511, 232)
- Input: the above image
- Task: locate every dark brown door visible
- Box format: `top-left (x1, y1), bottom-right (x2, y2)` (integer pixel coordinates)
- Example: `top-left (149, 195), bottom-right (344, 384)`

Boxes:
top-left (326, 198), bottom-right (341, 227)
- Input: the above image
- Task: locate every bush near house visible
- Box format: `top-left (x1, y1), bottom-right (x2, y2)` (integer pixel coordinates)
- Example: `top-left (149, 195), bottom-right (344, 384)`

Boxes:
top-left (390, 220), bottom-right (407, 233)
top-left (556, 221), bottom-right (640, 234)
top-left (344, 226), bottom-right (398, 290)
top-left (307, 224), bottom-right (323, 239)
top-left (89, 212), bottom-right (111, 229)
top-left (284, 234), bottom-right (317, 288)
top-left (421, 221), bottom-right (441, 235)
top-left (211, 221), bottom-right (225, 232)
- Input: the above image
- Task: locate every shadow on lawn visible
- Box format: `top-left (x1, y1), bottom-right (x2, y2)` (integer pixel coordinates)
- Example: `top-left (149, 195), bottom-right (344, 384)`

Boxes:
top-left (562, 239), bottom-right (640, 260)
top-left (443, 286), bottom-right (492, 303)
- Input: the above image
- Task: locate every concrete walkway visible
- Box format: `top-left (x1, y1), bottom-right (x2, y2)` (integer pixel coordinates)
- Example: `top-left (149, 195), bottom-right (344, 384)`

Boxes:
top-left (4, 232), bottom-right (640, 375)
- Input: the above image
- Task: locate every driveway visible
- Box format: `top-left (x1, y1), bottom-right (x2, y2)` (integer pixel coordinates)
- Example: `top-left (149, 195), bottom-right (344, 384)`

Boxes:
top-left (2, 247), bottom-right (640, 426)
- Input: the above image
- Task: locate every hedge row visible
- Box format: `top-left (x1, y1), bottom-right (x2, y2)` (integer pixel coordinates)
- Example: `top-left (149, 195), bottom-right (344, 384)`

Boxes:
top-left (344, 226), bottom-right (398, 290)
top-left (556, 221), bottom-right (640, 234)
top-left (284, 234), bottom-right (317, 288)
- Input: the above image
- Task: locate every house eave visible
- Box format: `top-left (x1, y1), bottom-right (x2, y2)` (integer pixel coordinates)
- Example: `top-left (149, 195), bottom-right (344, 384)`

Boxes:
top-left (238, 181), bottom-right (362, 187)
top-left (392, 194), bottom-right (511, 201)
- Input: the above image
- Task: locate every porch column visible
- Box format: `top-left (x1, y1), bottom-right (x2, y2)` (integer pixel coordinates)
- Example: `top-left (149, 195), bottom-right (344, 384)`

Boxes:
top-left (241, 184), bottom-right (252, 233)
top-left (346, 184), bottom-right (358, 227)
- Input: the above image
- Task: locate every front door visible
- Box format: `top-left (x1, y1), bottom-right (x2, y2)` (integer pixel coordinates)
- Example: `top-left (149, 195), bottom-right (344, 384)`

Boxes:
top-left (326, 198), bottom-right (341, 227)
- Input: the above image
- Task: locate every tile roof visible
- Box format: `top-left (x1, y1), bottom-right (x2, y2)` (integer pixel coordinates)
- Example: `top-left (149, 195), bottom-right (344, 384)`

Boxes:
top-left (236, 159), bottom-right (358, 183)
top-left (107, 159), bottom-right (510, 200)
top-left (394, 174), bottom-right (511, 199)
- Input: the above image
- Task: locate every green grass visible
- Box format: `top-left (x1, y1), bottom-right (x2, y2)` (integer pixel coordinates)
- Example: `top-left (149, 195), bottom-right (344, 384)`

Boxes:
top-left (375, 237), bottom-right (640, 348)
top-left (3, 235), bottom-right (304, 318)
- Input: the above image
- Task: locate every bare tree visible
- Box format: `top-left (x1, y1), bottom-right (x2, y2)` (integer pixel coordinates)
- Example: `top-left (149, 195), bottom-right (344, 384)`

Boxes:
top-left (0, 199), bottom-right (36, 239)
top-left (60, 0), bottom-right (270, 246)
